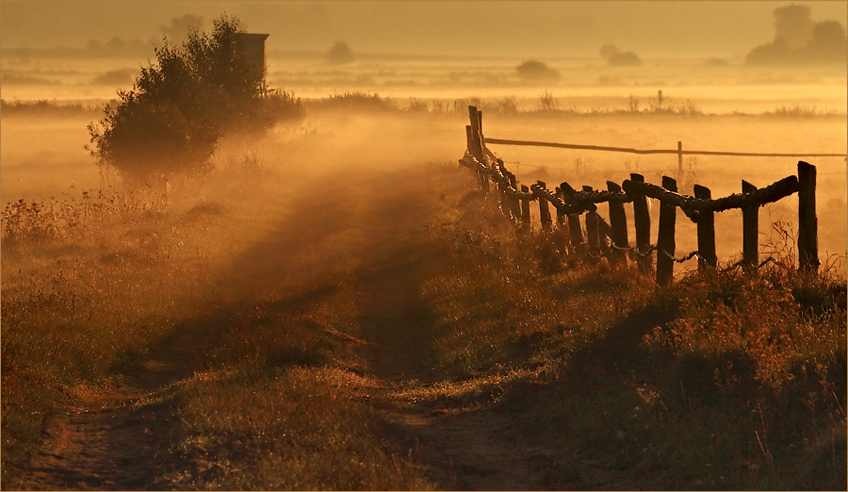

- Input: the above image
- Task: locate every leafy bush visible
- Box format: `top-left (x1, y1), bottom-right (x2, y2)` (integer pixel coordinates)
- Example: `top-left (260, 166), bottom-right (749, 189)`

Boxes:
top-left (325, 41), bottom-right (355, 64)
top-left (87, 15), bottom-right (303, 179)
top-left (515, 60), bottom-right (560, 82)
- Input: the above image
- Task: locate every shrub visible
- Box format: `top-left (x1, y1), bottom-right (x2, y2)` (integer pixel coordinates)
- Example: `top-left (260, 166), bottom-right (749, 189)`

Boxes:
top-left (325, 41), bottom-right (355, 64)
top-left (87, 15), bottom-right (303, 179)
top-left (515, 60), bottom-right (560, 82)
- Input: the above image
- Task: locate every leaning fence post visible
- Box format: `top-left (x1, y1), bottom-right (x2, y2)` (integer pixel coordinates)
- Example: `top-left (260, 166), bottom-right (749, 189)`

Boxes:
top-left (741, 180), bottom-right (759, 268)
top-left (520, 185), bottom-right (531, 232)
top-left (693, 184), bottom-right (717, 270)
top-left (797, 161), bottom-right (818, 272)
top-left (677, 141), bottom-right (683, 175)
top-left (656, 176), bottom-right (677, 285)
top-left (467, 106), bottom-right (484, 163)
top-left (537, 181), bottom-right (552, 231)
top-left (506, 172), bottom-right (521, 222)
top-left (606, 181), bottom-right (629, 267)
top-left (630, 174), bottom-right (652, 274)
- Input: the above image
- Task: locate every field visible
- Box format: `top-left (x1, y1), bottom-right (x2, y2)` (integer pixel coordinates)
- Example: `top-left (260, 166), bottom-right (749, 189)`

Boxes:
top-left (1, 52), bottom-right (847, 490)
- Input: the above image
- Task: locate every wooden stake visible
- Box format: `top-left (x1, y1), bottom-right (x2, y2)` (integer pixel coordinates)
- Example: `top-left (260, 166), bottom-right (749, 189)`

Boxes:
top-left (606, 181), bottom-right (629, 266)
top-left (741, 180), bottom-right (758, 268)
top-left (694, 184), bottom-right (717, 270)
top-left (537, 181), bottom-right (552, 231)
top-left (630, 173), bottom-right (652, 273)
top-left (797, 161), bottom-right (818, 272)
top-left (656, 176), bottom-right (677, 285)
top-left (520, 185), bottom-right (531, 232)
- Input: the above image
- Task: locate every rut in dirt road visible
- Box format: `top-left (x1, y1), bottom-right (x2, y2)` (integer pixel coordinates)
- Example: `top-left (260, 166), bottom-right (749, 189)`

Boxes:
top-left (16, 164), bottom-right (548, 490)
top-left (350, 182), bottom-right (550, 490)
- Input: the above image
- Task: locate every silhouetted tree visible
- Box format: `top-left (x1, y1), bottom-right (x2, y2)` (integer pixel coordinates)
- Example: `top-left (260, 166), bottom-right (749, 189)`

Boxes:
top-left (774, 4), bottom-right (814, 49)
top-left (515, 60), bottom-right (560, 82)
top-left (87, 15), bottom-right (303, 178)
top-left (326, 41), bottom-right (355, 64)
top-left (746, 5), bottom-right (846, 65)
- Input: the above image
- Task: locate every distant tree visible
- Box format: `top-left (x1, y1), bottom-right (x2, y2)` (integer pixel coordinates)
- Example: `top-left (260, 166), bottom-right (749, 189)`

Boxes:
top-left (326, 41), bottom-right (355, 64)
top-left (774, 4), bottom-right (814, 49)
top-left (746, 6), bottom-right (846, 65)
top-left (515, 60), bottom-right (560, 82)
top-left (599, 44), bottom-right (621, 60)
top-left (805, 20), bottom-right (848, 62)
top-left (91, 69), bottom-right (135, 86)
top-left (607, 51), bottom-right (642, 67)
top-left (87, 15), bottom-right (304, 179)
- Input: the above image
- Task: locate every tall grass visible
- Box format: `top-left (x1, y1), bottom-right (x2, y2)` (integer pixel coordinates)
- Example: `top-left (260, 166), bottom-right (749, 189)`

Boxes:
top-left (418, 185), bottom-right (846, 489)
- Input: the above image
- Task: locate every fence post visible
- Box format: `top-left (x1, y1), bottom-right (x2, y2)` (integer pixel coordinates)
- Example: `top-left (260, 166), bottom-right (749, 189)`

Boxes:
top-left (656, 176), bottom-right (677, 285)
top-left (561, 182), bottom-right (586, 255)
top-left (630, 173), bottom-right (652, 274)
top-left (467, 106), bottom-right (484, 163)
top-left (554, 187), bottom-right (566, 228)
top-left (693, 184), bottom-right (717, 270)
top-left (677, 141), bottom-right (683, 175)
top-left (741, 180), bottom-right (758, 268)
top-left (555, 187), bottom-right (573, 254)
top-left (520, 185), bottom-right (531, 232)
top-left (506, 172), bottom-right (521, 222)
top-left (537, 181), bottom-right (552, 231)
top-left (582, 186), bottom-right (601, 256)
top-left (606, 181), bottom-right (629, 266)
top-left (797, 161), bottom-right (818, 272)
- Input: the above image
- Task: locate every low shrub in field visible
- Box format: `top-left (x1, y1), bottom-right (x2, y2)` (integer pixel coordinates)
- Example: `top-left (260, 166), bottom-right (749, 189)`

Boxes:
top-left (305, 91), bottom-right (396, 112)
top-left (0, 99), bottom-right (99, 117)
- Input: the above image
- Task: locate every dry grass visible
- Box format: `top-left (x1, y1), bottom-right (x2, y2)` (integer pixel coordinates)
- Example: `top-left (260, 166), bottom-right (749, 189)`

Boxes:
top-left (2, 106), bottom-right (845, 489)
top-left (415, 181), bottom-right (846, 490)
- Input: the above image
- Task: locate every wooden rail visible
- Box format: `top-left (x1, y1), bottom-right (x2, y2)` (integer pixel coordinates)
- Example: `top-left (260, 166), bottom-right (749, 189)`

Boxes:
top-left (459, 106), bottom-right (820, 284)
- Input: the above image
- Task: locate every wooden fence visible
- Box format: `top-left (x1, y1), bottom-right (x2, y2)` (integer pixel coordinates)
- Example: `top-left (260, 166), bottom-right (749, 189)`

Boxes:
top-left (458, 105), bottom-right (821, 284)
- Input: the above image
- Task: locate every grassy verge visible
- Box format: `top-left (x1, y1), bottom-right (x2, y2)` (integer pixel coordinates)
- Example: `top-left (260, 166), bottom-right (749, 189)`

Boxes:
top-left (417, 187), bottom-right (846, 489)
top-left (2, 145), bottom-right (844, 489)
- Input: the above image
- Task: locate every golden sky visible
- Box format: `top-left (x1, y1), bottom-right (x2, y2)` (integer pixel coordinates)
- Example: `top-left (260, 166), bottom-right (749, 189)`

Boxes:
top-left (2, 1), bottom-right (846, 58)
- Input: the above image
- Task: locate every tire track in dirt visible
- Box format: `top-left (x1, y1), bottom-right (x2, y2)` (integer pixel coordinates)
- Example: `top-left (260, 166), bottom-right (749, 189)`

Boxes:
top-left (351, 175), bottom-right (547, 490)
top-left (18, 164), bottom-right (547, 490)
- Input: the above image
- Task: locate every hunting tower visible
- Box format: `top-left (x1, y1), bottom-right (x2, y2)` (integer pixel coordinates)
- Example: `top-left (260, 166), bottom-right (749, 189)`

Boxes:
top-left (237, 32), bottom-right (269, 92)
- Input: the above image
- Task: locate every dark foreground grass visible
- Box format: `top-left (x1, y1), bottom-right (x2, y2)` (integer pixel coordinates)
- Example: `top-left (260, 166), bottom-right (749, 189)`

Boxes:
top-left (417, 188), bottom-right (846, 490)
top-left (2, 155), bottom-right (844, 490)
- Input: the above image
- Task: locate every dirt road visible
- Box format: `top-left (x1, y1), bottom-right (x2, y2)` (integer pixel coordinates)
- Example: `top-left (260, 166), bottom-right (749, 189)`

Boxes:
top-left (14, 162), bottom-right (557, 490)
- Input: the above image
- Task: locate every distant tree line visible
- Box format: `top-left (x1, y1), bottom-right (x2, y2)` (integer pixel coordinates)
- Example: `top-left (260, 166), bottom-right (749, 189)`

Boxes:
top-left (746, 5), bottom-right (847, 65)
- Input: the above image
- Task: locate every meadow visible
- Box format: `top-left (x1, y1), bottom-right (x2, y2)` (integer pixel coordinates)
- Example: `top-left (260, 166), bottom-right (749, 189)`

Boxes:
top-left (1, 52), bottom-right (846, 489)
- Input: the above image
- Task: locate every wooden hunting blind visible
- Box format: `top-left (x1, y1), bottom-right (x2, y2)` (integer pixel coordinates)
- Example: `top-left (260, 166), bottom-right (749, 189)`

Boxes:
top-left (237, 32), bottom-right (269, 89)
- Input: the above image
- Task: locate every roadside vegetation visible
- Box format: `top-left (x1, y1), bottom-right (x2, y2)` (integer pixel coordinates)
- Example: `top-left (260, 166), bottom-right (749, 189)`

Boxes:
top-left (2, 145), bottom-right (844, 489)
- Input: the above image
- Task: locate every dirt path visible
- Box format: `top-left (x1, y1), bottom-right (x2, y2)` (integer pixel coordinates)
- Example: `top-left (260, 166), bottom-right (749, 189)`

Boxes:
top-left (17, 165), bottom-right (547, 490)
top-left (350, 178), bottom-right (546, 490)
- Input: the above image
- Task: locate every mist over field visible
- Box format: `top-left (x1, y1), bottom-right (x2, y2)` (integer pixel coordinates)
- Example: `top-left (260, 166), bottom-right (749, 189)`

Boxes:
top-left (1, 1), bottom-right (847, 490)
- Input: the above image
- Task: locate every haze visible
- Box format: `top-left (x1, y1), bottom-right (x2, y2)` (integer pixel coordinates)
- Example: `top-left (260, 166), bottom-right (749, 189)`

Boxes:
top-left (2, 1), bottom-right (846, 58)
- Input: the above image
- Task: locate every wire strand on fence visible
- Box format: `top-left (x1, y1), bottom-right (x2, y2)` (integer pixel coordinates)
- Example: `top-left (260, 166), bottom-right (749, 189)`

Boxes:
top-left (484, 137), bottom-right (848, 158)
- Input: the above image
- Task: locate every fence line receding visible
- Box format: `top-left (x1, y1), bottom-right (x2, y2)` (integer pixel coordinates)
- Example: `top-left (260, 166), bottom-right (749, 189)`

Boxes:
top-left (458, 106), bottom-right (820, 285)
